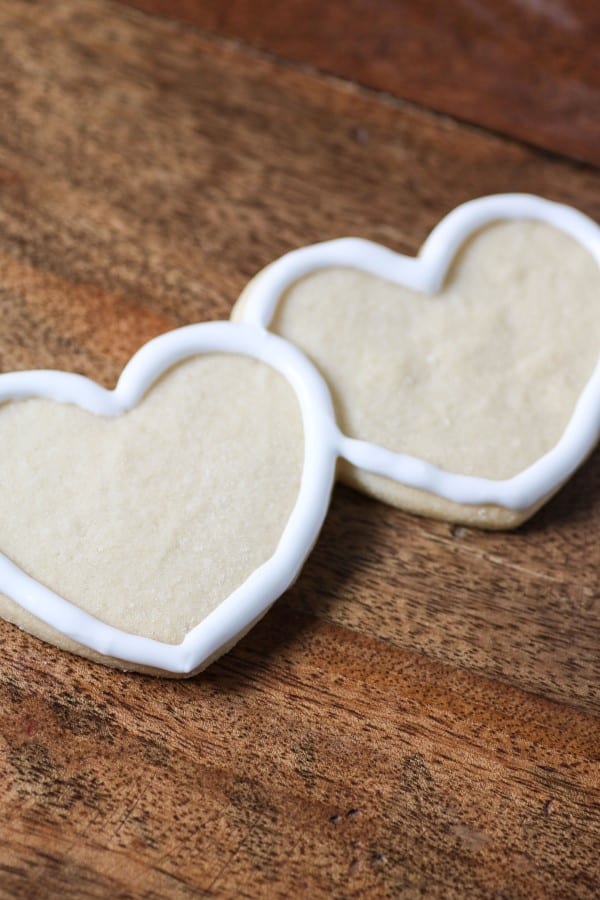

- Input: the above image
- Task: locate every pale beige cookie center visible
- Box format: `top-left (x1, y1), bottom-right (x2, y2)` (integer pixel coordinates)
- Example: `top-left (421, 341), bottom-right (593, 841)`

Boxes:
top-left (0, 355), bottom-right (304, 644)
top-left (271, 221), bottom-right (600, 480)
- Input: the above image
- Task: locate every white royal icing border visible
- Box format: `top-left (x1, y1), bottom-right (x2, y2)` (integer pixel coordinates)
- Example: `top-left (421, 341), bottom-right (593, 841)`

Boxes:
top-left (0, 322), bottom-right (339, 673)
top-left (236, 194), bottom-right (600, 511)
top-left (2, 195), bottom-right (599, 672)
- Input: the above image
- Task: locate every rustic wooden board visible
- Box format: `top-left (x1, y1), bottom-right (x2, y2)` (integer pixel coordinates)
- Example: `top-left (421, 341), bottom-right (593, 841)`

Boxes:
top-left (124, 0), bottom-right (600, 165)
top-left (0, 1), bottom-right (598, 897)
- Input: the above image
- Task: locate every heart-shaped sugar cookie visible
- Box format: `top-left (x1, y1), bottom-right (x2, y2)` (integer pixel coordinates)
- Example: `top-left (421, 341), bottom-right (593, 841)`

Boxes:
top-left (232, 195), bottom-right (600, 528)
top-left (0, 323), bottom-right (337, 674)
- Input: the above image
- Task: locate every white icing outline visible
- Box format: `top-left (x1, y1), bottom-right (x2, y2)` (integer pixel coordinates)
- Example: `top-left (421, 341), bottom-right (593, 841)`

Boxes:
top-left (0, 322), bottom-right (339, 673)
top-left (2, 194), bottom-right (599, 673)
top-left (236, 194), bottom-right (600, 511)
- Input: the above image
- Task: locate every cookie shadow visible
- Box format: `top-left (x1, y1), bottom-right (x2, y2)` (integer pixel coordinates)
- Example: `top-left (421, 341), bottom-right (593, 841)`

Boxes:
top-left (201, 448), bottom-right (599, 696)
top-left (206, 484), bottom-right (390, 688)
top-left (519, 447), bottom-right (600, 535)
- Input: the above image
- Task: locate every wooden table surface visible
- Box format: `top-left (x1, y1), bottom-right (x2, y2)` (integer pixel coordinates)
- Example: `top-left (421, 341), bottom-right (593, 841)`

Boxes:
top-left (0, 1), bottom-right (598, 897)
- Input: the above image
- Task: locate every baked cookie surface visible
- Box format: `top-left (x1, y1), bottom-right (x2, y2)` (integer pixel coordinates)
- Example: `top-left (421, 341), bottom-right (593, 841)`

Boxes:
top-left (233, 201), bottom-right (600, 528)
top-left (0, 323), bottom-right (336, 675)
top-left (0, 355), bottom-right (303, 646)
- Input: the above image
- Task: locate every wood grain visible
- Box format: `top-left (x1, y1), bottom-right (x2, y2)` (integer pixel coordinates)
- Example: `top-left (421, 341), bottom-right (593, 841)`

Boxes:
top-left (0, 1), bottom-right (598, 896)
top-left (1, 613), bottom-right (599, 898)
top-left (124, 0), bottom-right (600, 166)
